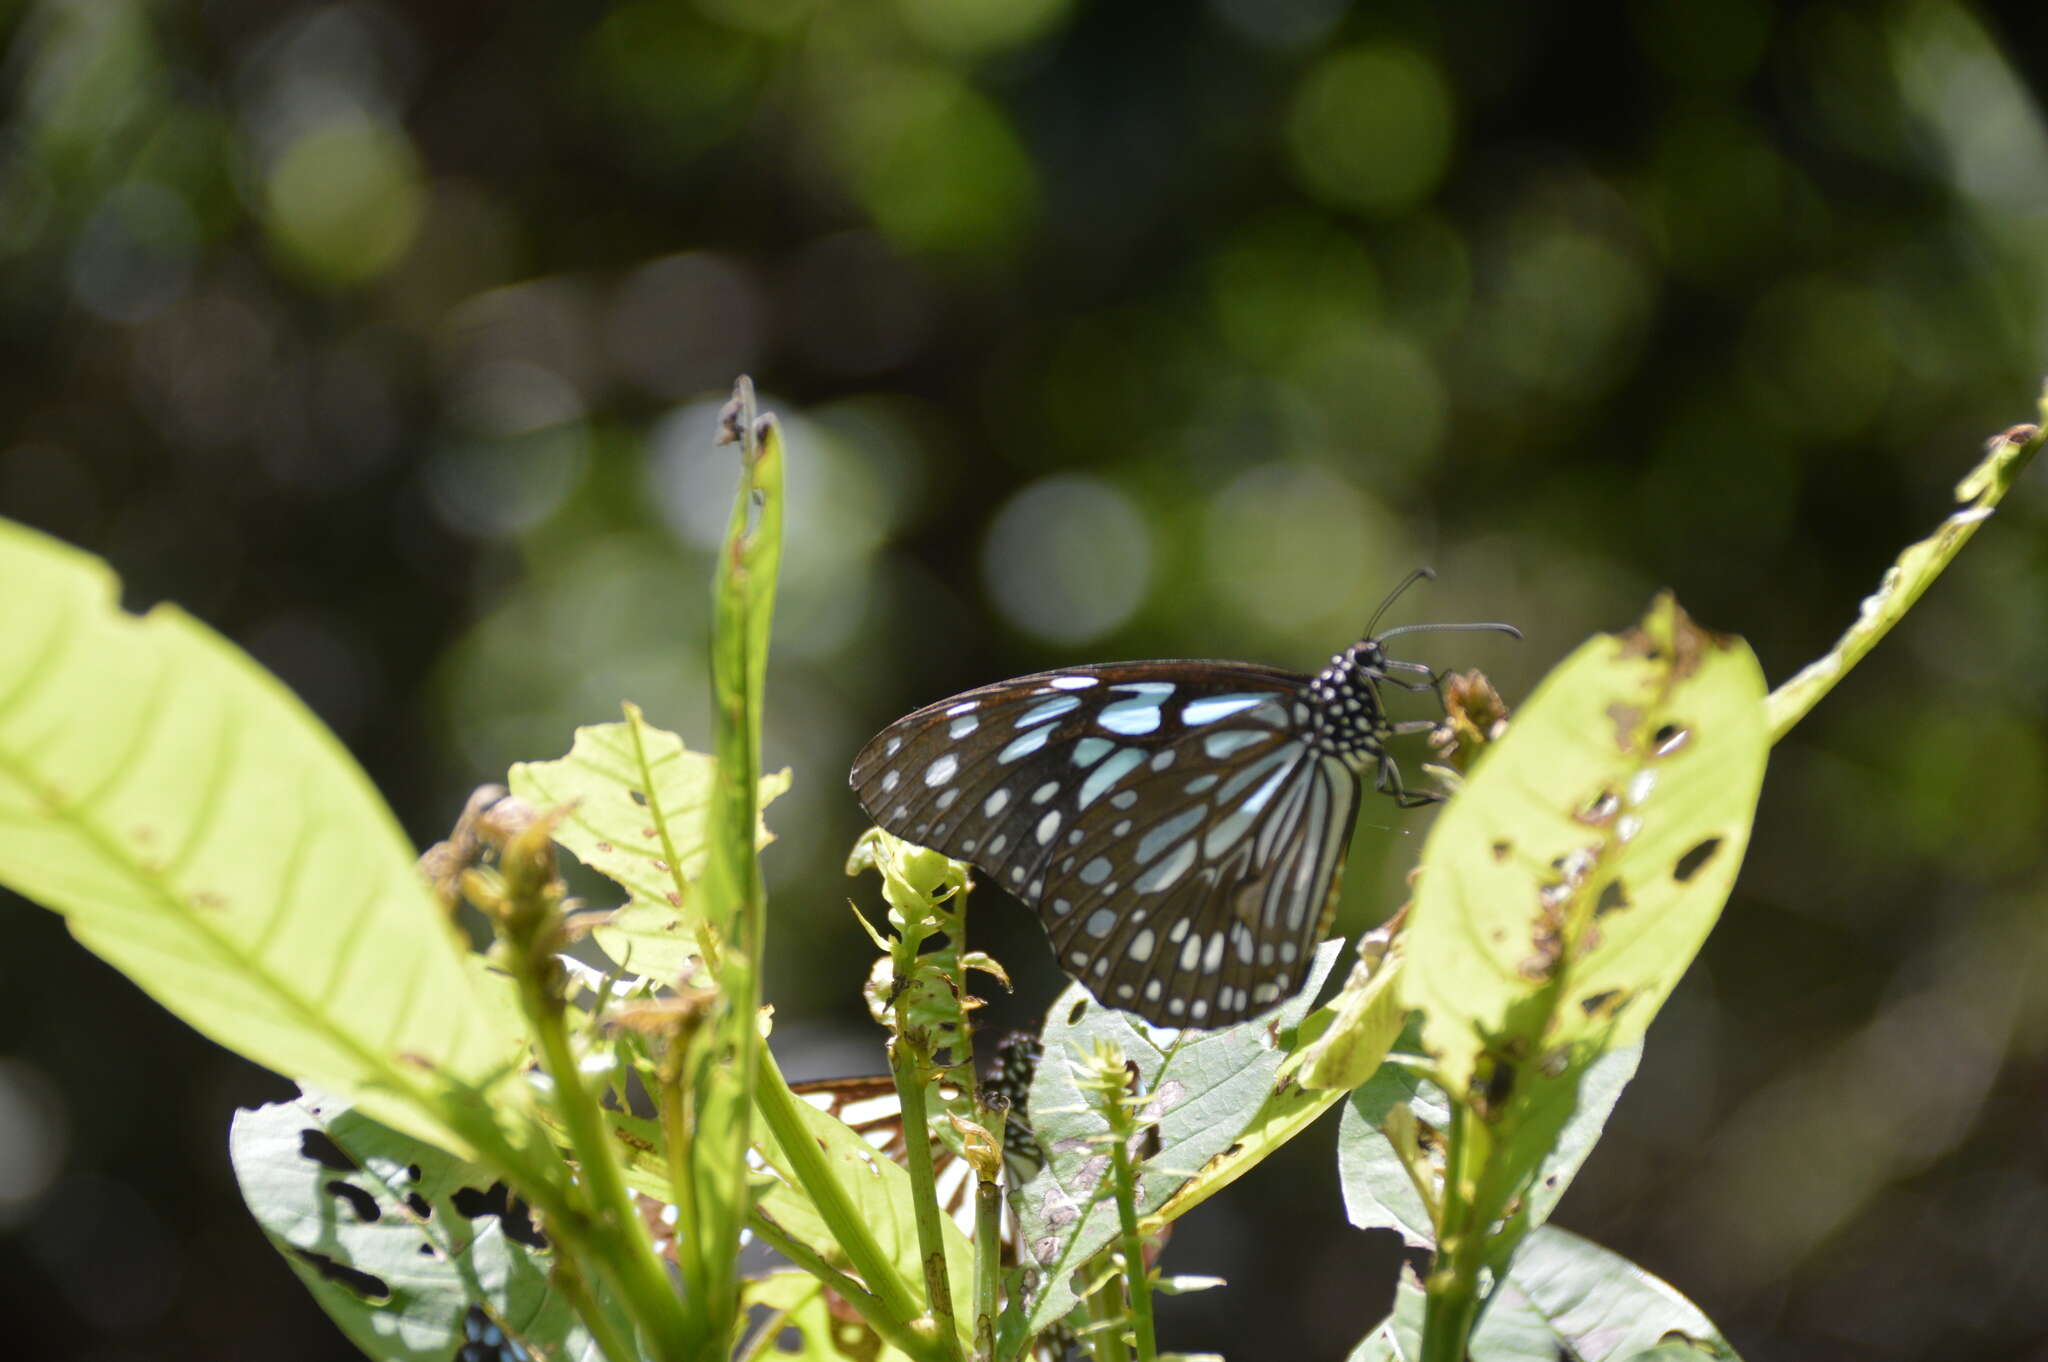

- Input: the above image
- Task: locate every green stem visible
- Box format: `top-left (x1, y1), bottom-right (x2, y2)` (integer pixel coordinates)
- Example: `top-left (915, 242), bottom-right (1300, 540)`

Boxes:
top-left (656, 1059), bottom-right (705, 1325)
top-left (521, 966), bottom-right (696, 1360)
top-left (972, 1175), bottom-right (1001, 1362)
top-left (753, 1045), bottom-right (944, 1357)
top-left (1419, 1101), bottom-right (1490, 1362)
top-left (1081, 1257), bottom-right (1131, 1362)
top-left (1104, 1128), bottom-right (1156, 1362)
top-left (550, 1246), bottom-right (641, 1362)
top-left (1766, 414), bottom-right (2043, 743)
top-left (891, 1031), bottom-right (966, 1360)
top-left (747, 1210), bottom-right (879, 1314)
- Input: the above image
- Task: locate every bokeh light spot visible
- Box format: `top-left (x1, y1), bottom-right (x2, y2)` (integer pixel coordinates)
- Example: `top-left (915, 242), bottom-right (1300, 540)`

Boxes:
top-left (1738, 275), bottom-right (1894, 439)
top-left (604, 252), bottom-right (765, 401)
top-left (828, 68), bottom-right (1038, 258)
top-left (982, 476), bottom-right (1151, 644)
top-left (1203, 463), bottom-right (1399, 644)
top-left (893, 0), bottom-right (1071, 55)
top-left (0, 1059), bottom-right (66, 1227)
top-left (424, 361), bottom-right (588, 537)
top-left (262, 115), bottom-right (422, 284)
top-left (1285, 44), bottom-right (1454, 217)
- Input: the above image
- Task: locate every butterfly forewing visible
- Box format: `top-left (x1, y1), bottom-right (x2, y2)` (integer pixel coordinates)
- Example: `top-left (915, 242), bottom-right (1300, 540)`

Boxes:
top-left (851, 662), bottom-right (1364, 1027)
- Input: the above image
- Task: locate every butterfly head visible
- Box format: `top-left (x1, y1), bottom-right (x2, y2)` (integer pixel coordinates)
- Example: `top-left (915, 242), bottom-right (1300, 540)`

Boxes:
top-left (1303, 641), bottom-right (1399, 763)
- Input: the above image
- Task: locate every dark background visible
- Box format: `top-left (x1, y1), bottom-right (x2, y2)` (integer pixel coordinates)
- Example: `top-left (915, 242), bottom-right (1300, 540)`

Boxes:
top-left (3, 0), bottom-right (2048, 1358)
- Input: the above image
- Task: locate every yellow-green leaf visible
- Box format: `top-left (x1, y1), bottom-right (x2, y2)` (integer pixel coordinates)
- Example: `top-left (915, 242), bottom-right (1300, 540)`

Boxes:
top-left (1402, 594), bottom-right (1767, 1094)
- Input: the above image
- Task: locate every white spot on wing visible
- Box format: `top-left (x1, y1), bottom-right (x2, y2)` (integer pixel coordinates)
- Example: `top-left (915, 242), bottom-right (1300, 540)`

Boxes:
top-left (924, 754), bottom-right (958, 786)
top-left (1036, 810), bottom-right (1062, 844)
top-left (1203, 729), bottom-right (1267, 759)
top-left (1049, 675), bottom-right (1099, 690)
top-left (999, 727), bottom-right (1053, 763)
top-left (1134, 840), bottom-right (1196, 893)
top-left (1181, 694), bottom-right (1269, 725)
top-left (983, 789), bottom-right (1010, 818)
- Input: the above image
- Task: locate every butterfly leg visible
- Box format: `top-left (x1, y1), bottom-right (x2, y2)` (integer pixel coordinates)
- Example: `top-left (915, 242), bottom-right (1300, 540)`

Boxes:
top-left (1375, 753), bottom-right (1445, 808)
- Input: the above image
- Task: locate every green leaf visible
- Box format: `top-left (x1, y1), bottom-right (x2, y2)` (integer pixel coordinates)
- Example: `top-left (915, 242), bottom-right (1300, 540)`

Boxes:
top-left (1345, 1267), bottom-right (1426, 1361)
top-left (0, 519), bottom-right (516, 1154)
top-left (1294, 926), bottom-right (1407, 1091)
top-left (1491, 1226), bottom-right (1741, 1361)
top-left (1335, 1045), bottom-right (1640, 1249)
top-left (1001, 941), bottom-right (1343, 1344)
top-left (1766, 404), bottom-right (2044, 742)
top-left (1401, 594), bottom-right (1768, 1096)
top-left (1335, 1064), bottom-right (1444, 1250)
top-left (230, 1091), bottom-right (622, 1362)
top-left (507, 712), bottom-right (790, 981)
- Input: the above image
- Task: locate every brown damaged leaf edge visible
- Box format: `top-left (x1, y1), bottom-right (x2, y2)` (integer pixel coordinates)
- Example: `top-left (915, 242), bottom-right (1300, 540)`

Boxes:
top-left (1605, 702), bottom-right (1644, 752)
top-left (1615, 599), bottom-right (1738, 679)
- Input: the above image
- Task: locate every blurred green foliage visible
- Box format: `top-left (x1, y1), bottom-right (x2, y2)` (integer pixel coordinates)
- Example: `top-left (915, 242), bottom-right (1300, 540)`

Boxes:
top-left (3, 1), bottom-right (2047, 1359)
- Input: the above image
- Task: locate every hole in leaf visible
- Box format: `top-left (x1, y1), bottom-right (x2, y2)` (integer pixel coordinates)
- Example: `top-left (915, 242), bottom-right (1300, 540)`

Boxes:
top-left (298, 1129), bottom-right (357, 1171)
top-left (1579, 988), bottom-right (1623, 1017)
top-left (1673, 837), bottom-right (1722, 883)
top-left (1066, 999), bottom-right (1087, 1026)
top-left (1594, 880), bottom-right (1630, 917)
top-left (1490, 839), bottom-right (1511, 862)
top-left (452, 1183), bottom-right (550, 1250)
top-left (1651, 723), bottom-right (1691, 756)
top-left (1573, 789), bottom-right (1619, 825)
top-left (290, 1247), bottom-right (388, 1301)
top-left (324, 1180), bottom-right (380, 1222)
top-left (459, 1304), bottom-right (532, 1362)
top-left (629, 789), bottom-right (648, 806)
top-left (404, 1192), bottom-right (431, 1218)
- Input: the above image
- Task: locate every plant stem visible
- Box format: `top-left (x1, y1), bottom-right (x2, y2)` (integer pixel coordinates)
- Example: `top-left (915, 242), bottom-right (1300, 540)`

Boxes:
top-left (520, 964), bottom-right (696, 1360)
top-left (891, 1030), bottom-right (965, 1360)
top-left (744, 1212), bottom-right (882, 1318)
top-left (973, 1174), bottom-right (1001, 1362)
top-left (1766, 414), bottom-right (2043, 743)
top-left (1418, 1100), bottom-right (1489, 1362)
top-left (1081, 1258), bottom-right (1131, 1362)
top-left (549, 1247), bottom-right (640, 1362)
top-left (752, 1045), bottom-right (946, 1359)
top-left (1104, 1127), bottom-right (1156, 1362)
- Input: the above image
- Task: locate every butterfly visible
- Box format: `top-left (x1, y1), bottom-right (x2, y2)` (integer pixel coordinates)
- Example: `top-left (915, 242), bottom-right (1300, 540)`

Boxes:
top-left (849, 571), bottom-right (1518, 1028)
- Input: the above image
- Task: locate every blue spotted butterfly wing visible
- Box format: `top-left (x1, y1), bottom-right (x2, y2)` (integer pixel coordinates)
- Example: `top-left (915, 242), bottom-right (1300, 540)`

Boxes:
top-left (850, 663), bottom-right (1361, 1027)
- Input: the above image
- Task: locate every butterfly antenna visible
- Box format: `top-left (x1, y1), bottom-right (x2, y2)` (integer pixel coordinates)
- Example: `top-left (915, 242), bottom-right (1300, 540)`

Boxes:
top-left (1366, 567), bottom-right (1437, 638)
top-left (1375, 620), bottom-right (1523, 642)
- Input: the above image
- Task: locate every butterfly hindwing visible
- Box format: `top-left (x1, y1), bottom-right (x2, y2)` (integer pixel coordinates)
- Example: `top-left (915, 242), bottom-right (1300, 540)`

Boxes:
top-left (851, 662), bottom-right (1364, 1027)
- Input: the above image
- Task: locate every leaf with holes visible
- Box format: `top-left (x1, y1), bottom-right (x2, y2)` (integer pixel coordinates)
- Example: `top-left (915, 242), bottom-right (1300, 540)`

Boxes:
top-left (0, 521), bottom-right (518, 1155)
top-left (999, 940), bottom-right (1341, 1346)
top-left (1401, 593), bottom-right (1767, 1096)
top-left (1335, 1044), bottom-right (1641, 1251)
top-left (507, 712), bottom-right (789, 982)
top-left (230, 1090), bottom-right (620, 1362)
